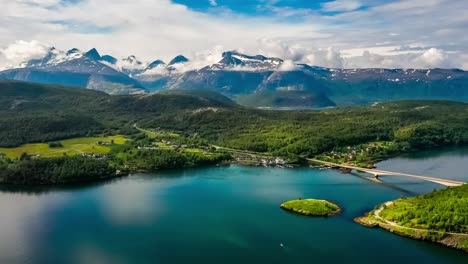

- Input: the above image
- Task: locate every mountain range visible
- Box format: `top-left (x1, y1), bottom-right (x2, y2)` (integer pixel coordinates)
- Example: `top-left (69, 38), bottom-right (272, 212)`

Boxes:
top-left (1, 47), bottom-right (467, 107)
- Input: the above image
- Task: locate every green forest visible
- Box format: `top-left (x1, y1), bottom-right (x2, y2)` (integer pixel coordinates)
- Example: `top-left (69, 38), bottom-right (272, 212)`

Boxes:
top-left (1, 80), bottom-right (468, 184)
top-left (0, 156), bottom-right (114, 185)
top-left (380, 184), bottom-right (468, 233)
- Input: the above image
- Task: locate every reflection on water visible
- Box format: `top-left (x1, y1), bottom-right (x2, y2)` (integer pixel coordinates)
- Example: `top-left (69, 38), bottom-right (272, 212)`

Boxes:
top-left (377, 146), bottom-right (468, 181)
top-left (0, 177), bottom-right (123, 195)
top-left (0, 148), bottom-right (467, 264)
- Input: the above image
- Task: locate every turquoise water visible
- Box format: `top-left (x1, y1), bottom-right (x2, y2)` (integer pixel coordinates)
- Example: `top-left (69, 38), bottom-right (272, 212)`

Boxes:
top-left (0, 148), bottom-right (467, 263)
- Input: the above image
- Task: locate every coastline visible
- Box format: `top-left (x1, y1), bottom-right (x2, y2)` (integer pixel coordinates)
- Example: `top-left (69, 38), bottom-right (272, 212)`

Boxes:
top-left (281, 204), bottom-right (342, 217)
top-left (355, 202), bottom-right (468, 253)
top-left (0, 145), bottom-right (450, 186)
top-left (1, 147), bottom-right (467, 254)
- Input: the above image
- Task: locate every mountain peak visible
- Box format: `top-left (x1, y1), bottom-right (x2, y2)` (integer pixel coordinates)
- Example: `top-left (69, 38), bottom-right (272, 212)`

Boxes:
top-left (169, 55), bottom-right (189, 65)
top-left (216, 50), bottom-right (283, 70)
top-left (101, 55), bottom-right (118, 64)
top-left (85, 48), bottom-right (102, 61)
top-left (147, 59), bottom-right (166, 69)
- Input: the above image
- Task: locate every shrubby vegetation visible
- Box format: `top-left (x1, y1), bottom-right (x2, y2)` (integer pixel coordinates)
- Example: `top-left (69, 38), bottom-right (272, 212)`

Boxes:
top-left (48, 142), bottom-right (63, 148)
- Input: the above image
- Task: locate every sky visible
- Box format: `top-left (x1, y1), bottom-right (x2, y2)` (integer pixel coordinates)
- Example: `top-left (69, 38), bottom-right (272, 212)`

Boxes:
top-left (0, 0), bottom-right (467, 70)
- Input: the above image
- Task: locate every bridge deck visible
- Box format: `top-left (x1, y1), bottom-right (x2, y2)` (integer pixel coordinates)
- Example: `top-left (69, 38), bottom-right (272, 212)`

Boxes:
top-left (310, 159), bottom-right (465, 187)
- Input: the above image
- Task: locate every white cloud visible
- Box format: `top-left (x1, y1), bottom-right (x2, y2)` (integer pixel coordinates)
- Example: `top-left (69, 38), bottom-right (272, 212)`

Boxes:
top-left (461, 55), bottom-right (468, 71)
top-left (0, 0), bottom-right (466, 70)
top-left (416, 48), bottom-right (450, 68)
top-left (0, 40), bottom-right (49, 66)
top-left (139, 65), bottom-right (169, 76)
top-left (279, 60), bottom-right (299, 71)
top-left (322, 0), bottom-right (362, 12)
top-left (21, 0), bottom-right (62, 7)
top-left (257, 38), bottom-right (308, 62)
top-left (306, 47), bottom-right (345, 68)
top-left (209, 0), bottom-right (217, 7)
top-left (256, 39), bottom-right (345, 68)
top-left (344, 48), bottom-right (461, 69)
top-left (171, 45), bottom-right (224, 73)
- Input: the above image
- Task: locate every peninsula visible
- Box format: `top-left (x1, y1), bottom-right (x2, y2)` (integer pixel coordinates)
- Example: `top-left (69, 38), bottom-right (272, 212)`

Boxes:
top-left (355, 184), bottom-right (468, 252)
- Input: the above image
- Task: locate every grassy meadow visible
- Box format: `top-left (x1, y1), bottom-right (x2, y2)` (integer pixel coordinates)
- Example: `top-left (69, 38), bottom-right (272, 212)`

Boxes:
top-left (0, 135), bottom-right (127, 158)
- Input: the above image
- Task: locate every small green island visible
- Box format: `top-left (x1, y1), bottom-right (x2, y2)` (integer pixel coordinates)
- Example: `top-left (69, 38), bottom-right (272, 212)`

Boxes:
top-left (280, 199), bottom-right (341, 216)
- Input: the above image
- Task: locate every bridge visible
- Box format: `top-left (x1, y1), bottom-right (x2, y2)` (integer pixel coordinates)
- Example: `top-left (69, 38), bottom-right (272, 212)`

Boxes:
top-left (309, 159), bottom-right (465, 187)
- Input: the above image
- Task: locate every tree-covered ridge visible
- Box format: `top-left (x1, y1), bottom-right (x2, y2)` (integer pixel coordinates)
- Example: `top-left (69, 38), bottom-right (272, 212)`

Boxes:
top-left (0, 114), bottom-right (104, 148)
top-left (380, 184), bottom-right (468, 233)
top-left (0, 80), bottom-right (238, 147)
top-left (1, 80), bottom-right (468, 166)
top-left (146, 101), bottom-right (468, 160)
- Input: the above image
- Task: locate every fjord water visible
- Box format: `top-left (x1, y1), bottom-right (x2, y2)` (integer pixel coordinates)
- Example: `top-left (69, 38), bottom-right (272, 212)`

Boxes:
top-left (1, 149), bottom-right (468, 264)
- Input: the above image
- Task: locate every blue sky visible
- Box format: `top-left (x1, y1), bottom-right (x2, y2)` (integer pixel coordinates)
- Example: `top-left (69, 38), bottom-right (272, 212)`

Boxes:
top-left (0, 0), bottom-right (467, 70)
top-left (171, 0), bottom-right (388, 16)
top-left (173, 0), bottom-right (327, 14)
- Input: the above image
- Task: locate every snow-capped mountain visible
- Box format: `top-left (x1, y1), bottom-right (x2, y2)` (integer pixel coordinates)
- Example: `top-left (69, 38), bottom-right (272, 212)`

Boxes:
top-left (118, 55), bottom-right (146, 76)
top-left (168, 55), bottom-right (189, 66)
top-left (99, 54), bottom-right (189, 78)
top-left (1, 47), bottom-right (467, 107)
top-left (207, 51), bottom-right (283, 71)
top-left (23, 47), bottom-right (84, 68)
top-left (146, 59), bottom-right (166, 70)
top-left (135, 51), bottom-right (468, 107)
top-left (0, 47), bottom-right (145, 95)
top-left (136, 55), bottom-right (190, 79)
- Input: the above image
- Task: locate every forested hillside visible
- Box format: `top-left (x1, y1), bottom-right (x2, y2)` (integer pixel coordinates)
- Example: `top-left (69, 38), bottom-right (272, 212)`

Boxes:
top-left (1, 79), bottom-right (468, 161)
top-left (145, 101), bottom-right (468, 158)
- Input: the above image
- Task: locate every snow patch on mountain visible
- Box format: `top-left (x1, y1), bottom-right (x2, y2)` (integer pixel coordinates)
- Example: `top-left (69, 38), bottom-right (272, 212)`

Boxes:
top-left (139, 64), bottom-right (170, 76)
top-left (23, 47), bottom-right (85, 68)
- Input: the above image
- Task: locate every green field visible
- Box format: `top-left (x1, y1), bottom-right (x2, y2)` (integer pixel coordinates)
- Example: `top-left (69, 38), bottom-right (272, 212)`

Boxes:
top-left (135, 126), bottom-right (180, 140)
top-left (280, 199), bottom-right (341, 216)
top-left (0, 135), bottom-right (127, 158)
